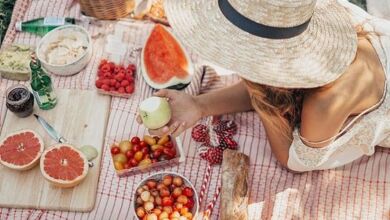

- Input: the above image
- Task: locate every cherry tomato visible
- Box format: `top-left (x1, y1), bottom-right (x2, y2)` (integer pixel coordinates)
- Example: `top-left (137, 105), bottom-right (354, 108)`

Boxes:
top-left (123, 163), bottom-right (132, 170)
top-left (125, 150), bottom-right (134, 159)
top-left (140, 141), bottom-right (149, 148)
top-left (164, 142), bottom-right (174, 148)
top-left (141, 147), bottom-right (150, 155)
top-left (134, 151), bottom-right (144, 162)
top-left (131, 137), bottom-right (141, 144)
top-left (163, 148), bottom-right (176, 158)
top-left (152, 149), bottom-right (163, 159)
top-left (111, 146), bottom-right (120, 155)
top-left (132, 144), bottom-right (142, 152)
top-left (129, 158), bottom-right (138, 166)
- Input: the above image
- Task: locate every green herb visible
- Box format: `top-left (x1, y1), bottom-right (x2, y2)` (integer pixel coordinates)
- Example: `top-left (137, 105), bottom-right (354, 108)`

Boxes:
top-left (0, 0), bottom-right (16, 45)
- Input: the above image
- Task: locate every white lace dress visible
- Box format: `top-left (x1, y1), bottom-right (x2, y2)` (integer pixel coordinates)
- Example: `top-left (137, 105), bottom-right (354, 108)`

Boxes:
top-left (287, 0), bottom-right (390, 172)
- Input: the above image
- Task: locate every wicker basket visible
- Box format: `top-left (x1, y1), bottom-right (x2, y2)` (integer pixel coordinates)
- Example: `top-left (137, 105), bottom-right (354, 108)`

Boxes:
top-left (79, 0), bottom-right (135, 20)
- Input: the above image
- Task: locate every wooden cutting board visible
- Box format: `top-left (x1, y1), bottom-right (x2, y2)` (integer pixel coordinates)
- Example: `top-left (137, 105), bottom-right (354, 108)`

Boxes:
top-left (0, 89), bottom-right (111, 212)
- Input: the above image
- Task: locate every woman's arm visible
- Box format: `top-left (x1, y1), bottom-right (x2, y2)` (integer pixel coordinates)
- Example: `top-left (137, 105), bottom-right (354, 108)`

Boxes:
top-left (195, 81), bottom-right (254, 117)
top-left (146, 81), bottom-right (253, 136)
top-left (256, 112), bottom-right (293, 168)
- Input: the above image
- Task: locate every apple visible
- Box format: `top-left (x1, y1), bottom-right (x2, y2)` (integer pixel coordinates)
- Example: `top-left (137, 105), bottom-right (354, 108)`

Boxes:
top-left (139, 97), bottom-right (171, 130)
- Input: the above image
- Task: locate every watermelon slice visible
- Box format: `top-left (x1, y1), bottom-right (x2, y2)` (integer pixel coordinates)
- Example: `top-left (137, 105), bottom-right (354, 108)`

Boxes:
top-left (141, 24), bottom-right (194, 90)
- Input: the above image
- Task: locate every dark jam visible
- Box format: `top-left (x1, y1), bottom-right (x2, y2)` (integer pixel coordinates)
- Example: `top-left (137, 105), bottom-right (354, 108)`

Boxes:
top-left (6, 85), bottom-right (34, 118)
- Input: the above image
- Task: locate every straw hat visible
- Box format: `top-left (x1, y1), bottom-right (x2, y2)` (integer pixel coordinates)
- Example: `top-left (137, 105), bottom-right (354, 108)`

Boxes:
top-left (164, 0), bottom-right (358, 88)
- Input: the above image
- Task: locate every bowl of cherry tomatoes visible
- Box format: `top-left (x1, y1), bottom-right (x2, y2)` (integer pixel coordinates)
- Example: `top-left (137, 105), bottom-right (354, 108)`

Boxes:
top-left (134, 172), bottom-right (199, 220)
top-left (110, 134), bottom-right (185, 176)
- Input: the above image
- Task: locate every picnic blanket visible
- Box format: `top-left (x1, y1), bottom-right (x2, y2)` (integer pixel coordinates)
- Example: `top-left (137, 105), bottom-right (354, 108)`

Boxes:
top-left (0, 0), bottom-right (389, 219)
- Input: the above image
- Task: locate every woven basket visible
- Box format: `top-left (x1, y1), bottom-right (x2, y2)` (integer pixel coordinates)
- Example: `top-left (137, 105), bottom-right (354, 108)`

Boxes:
top-left (79, 0), bottom-right (135, 20)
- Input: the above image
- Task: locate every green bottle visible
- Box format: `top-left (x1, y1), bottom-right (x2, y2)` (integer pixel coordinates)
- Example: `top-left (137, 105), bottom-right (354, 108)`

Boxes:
top-left (15, 17), bottom-right (76, 36)
top-left (30, 54), bottom-right (57, 110)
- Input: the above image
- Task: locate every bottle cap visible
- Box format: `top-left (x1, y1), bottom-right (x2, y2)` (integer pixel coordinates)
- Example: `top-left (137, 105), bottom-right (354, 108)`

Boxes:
top-left (15, 22), bottom-right (22, 31)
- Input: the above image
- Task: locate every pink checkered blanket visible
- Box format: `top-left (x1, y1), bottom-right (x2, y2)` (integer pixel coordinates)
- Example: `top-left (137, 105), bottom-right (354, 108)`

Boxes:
top-left (0, 0), bottom-right (389, 219)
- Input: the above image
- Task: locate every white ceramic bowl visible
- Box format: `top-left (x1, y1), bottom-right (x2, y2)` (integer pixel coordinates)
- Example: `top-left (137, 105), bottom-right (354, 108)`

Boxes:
top-left (36, 25), bottom-right (92, 76)
top-left (133, 172), bottom-right (199, 219)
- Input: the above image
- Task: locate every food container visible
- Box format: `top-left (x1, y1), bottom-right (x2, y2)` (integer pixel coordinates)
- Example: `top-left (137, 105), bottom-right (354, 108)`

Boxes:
top-left (95, 22), bottom-right (143, 98)
top-left (109, 135), bottom-right (185, 177)
top-left (133, 172), bottom-right (199, 219)
top-left (36, 25), bottom-right (92, 76)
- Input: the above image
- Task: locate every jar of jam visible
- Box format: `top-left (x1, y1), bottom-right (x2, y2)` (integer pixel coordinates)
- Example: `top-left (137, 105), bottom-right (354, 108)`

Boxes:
top-left (6, 84), bottom-right (34, 118)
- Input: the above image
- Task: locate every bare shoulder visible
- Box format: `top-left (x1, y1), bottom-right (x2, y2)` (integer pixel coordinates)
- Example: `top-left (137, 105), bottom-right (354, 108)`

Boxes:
top-left (299, 91), bottom-right (351, 148)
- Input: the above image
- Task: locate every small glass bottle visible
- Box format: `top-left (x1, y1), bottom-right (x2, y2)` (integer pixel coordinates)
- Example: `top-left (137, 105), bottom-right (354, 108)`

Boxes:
top-left (30, 53), bottom-right (57, 110)
top-left (15, 17), bottom-right (76, 36)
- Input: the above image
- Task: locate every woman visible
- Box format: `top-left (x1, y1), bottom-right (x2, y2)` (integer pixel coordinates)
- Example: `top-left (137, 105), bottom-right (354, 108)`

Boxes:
top-left (140, 0), bottom-right (390, 172)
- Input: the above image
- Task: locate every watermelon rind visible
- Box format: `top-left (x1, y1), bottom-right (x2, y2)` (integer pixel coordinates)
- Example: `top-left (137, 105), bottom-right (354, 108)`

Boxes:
top-left (141, 24), bottom-right (194, 90)
top-left (0, 129), bottom-right (44, 171)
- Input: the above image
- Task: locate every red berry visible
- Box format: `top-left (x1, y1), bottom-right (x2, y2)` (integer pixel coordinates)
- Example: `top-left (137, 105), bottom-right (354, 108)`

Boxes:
top-left (131, 137), bottom-right (141, 144)
top-left (126, 76), bottom-right (134, 83)
top-left (110, 86), bottom-right (116, 91)
top-left (125, 85), bottom-right (135, 94)
top-left (115, 73), bottom-right (125, 81)
top-left (95, 80), bottom-right (103, 89)
top-left (115, 82), bottom-right (121, 89)
top-left (127, 63), bottom-right (136, 72)
top-left (103, 72), bottom-right (111, 78)
top-left (118, 87), bottom-right (125, 93)
top-left (110, 79), bottom-right (116, 86)
top-left (102, 79), bottom-right (111, 85)
top-left (182, 187), bottom-right (194, 197)
top-left (121, 80), bottom-right (130, 87)
top-left (101, 84), bottom-right (110, 91)
top-left (199, 147), bottom-right (223, 165)
top-left (185, 197), bottom-right (195, 209)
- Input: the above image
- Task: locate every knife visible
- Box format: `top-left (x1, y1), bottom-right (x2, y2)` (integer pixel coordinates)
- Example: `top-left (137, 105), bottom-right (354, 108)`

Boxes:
top-left (33, 114), bottom-right (67, 144)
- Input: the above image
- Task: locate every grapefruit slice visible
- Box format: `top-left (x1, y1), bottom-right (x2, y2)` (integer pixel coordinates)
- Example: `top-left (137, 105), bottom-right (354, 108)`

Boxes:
top-left (40, 144), bottom-right (89, 188)
top-left (141, 24), bottom-right (194, 90)
top-left (0, 130), bottom-right (44, 171)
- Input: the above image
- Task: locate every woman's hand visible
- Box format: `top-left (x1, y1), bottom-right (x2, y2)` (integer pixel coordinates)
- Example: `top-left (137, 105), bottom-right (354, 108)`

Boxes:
top-left (137, 89), bottom-right (203, 137)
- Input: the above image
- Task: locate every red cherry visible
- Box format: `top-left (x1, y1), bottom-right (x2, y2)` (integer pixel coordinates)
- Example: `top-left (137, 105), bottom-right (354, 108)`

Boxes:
top-left (111, 146), bottom-right (120, 155)
top-left (131, 137), bottom-right (141, 144)
top-left (162, 197), bottom-right (174, 206)
top-left (185, 197), bottom-right (195, 209)
top-left (125, 150), bottom-right (134, 159)
top-left (182, 187), bottom-right (194, 197)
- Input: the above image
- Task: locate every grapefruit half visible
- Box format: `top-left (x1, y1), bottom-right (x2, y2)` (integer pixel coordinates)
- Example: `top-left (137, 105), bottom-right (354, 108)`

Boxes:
top-left (0, 130), bottom-right (44, 170)
top-left (40, 144), bottom-right (89, 188)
